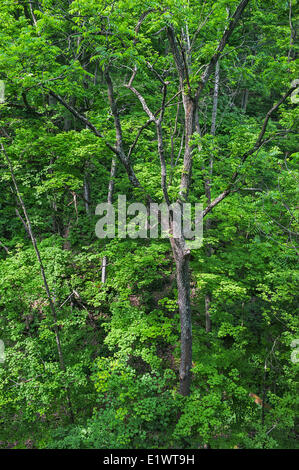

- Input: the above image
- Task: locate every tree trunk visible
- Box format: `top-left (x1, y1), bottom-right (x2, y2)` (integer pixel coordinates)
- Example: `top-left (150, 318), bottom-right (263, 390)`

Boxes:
top-left (171, 237), bottom-right (192, 396)
top-left (205, 293), bottom-right (212, 333)
top-left (101, 156), bottom-right (117, 284)
top-left (204, 59), bottom-right (219, 333)
top-left (83, 171), bottom-right (90, 215)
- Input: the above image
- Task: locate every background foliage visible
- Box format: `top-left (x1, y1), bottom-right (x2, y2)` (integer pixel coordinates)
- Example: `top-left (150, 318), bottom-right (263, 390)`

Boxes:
top-left (0, 0), bottom-right (298, 449)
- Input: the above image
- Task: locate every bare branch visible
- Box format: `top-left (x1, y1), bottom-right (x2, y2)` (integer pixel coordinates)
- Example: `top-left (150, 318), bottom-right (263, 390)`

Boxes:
top-left (128, 118), bottom-right (154, 158)
top-left (104, 69), bottom-right (126, 157)
top-left (125, 82), bottom-right (156, 122)
top-left (190, 6), bottom-right (217, 51)
top-left (126, 70), bottom-right (170, 204)
top-left (0, 240), bottom-right (9, 254)
top-left (202, 84), bottom-right (298, 217)
top-left (232, 85), bottom-right (298, 178)
top-left (45, 88), bottom-right (145, 192)
top-left (134, 9), bottom-right (157, 44)
top-left (196, 0), bottom-right (250, 100)
top-left (46, 88), bottom-right (118, 154)
top-left (202, 189), bottom-right (230, 217)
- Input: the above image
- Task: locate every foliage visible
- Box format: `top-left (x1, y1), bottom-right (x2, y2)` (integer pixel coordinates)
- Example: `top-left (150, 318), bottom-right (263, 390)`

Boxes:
top-left (0, 0), bottom-right (298, 449)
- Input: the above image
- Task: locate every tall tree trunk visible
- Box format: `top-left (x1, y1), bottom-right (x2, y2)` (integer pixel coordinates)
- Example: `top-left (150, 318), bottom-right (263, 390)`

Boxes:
top-left (205, 294), bottom-right (212, 333)
top-left (101, 156), bottom-right (117, 284)
top-left (288, 1), bottom-right (296, 63)
top-left (204, 59), bottom-right (220, 333)
top-left (83, 170), bottom-right (90, 215)
top-left (171, 237), bottom-right (192, 396)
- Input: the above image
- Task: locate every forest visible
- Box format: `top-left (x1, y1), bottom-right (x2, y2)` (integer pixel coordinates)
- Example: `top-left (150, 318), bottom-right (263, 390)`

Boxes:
top-left (0, 0), bottom-right (298, 450)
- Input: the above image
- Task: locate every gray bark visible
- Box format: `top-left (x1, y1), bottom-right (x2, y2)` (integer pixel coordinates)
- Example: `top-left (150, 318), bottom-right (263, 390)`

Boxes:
top-left (170, 237), bottom-right (192, 396)
top-left (83, 170), bottom-right (90, 215)
top-left (101, 156), bottom-right (117, 284)
top-left (204, 59), bottom-right (220, 333)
